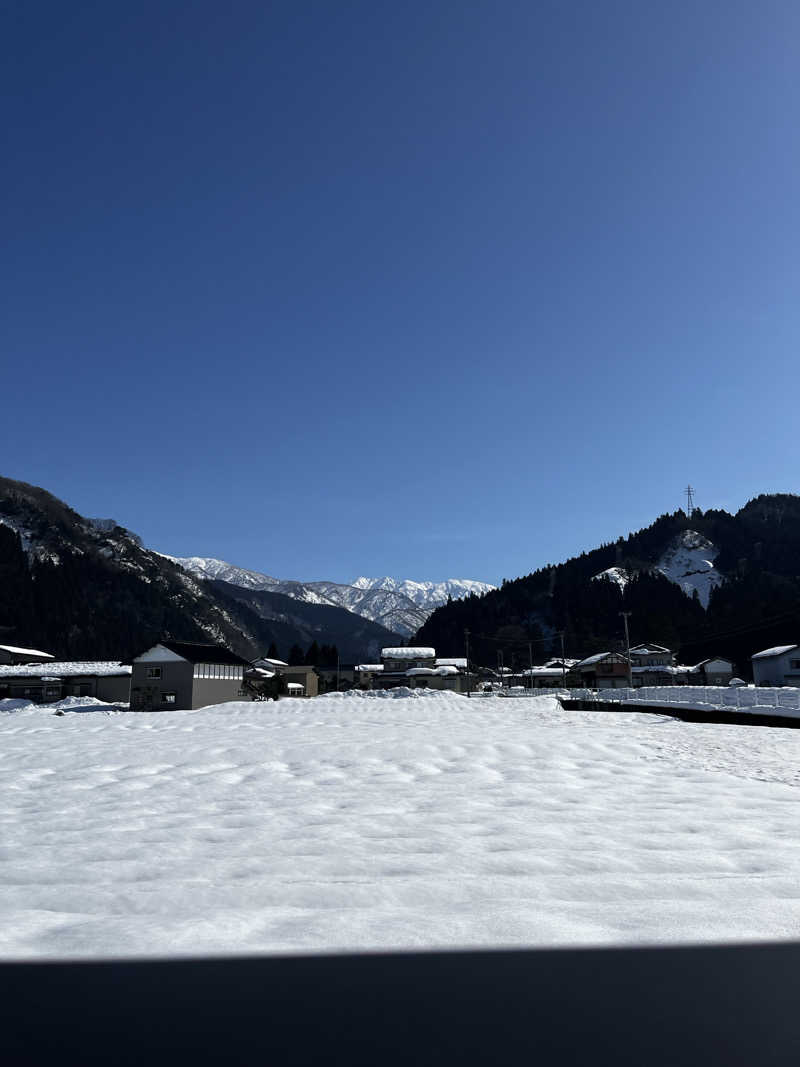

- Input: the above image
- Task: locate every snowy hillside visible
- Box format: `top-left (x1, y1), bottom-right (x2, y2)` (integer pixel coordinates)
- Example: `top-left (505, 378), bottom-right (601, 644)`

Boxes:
top-left (655, 529), bottom-right (723, 608)
top-left (591, 530), bottom-right (723, 608)
top-left (166, 557), bottom-right (494, 635)
top-left (163, 555), bottom-right (281, 591)
top-left (5, 690), bottom-right (800, 959)
top-left (591, 566), bottom-right (631, 592)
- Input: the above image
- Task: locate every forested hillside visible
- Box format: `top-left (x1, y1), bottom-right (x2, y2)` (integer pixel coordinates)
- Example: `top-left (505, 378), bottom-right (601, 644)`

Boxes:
top-left (0, 476), bottom-right (399, 663)
top-left (416, 495), bottom-right (800, 676)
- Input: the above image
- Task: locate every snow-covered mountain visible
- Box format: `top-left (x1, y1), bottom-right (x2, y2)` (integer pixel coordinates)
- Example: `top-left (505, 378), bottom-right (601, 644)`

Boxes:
top-left (352, 576), bottom-right (495, 608)
top-left (166, 557), bottom-right (495, 636)
top-left (160, 555), bottom-right (281, 592)
top-left (591, 529), bottom-right (723, 608)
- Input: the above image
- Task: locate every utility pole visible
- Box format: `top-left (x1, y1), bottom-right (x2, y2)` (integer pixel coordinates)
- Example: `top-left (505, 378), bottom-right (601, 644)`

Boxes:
top-left (465, 628), bottom-right (471, 697)
top-left (559, 631), bottom-right (566, 690)
top-left (336, 652), bottom-right (340, 692)
top-left (620, 611), bottom-right (633, 688)
top-left (497, 650), bottom-right (504, 689)
top-left (528, 642), bottom-right (533, 691)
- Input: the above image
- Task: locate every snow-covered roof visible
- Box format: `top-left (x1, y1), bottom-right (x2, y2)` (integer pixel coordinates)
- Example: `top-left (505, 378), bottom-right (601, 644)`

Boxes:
top-left (575, 653), bottom-right (623, 668)
top-left (0, 644), bottom-right (54, 659)
top-left (435, 658), bottom-right (467, 668)
top-left (381, 647), bottom-right (436, 659)
top-left (545, 658), bottom-right (579, 668)
top-left (751, 645), bottom-right (798, 660)
top-left (629, 643), bottom-right (671, 655)
top-left (253, 657), bottom-right (289, 668)
top-left (247, 667), bottom-right (276, 679)
top-left (286, 682), bottom-right (304, 690)
top-left (0, 661), bottom-right (131, 678)
top-left (631, 664), bottom-right (692, 675)
top-left (522, 667), bottom-right (564, 677)
top-left (405, 667), bottom-right (435, 676)
top-left (406, 666), bottom-right (458, 677)
top-left (356, 664), bottom-right (384, 672)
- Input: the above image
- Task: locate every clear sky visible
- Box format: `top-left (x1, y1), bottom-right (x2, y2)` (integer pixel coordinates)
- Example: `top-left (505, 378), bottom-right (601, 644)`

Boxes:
top-left (3, 1), bottom-right (798, 584)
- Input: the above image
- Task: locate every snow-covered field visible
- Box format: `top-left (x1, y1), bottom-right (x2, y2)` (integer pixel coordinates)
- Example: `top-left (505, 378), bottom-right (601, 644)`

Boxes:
top-left (3, 689), bottom-right (800, 960)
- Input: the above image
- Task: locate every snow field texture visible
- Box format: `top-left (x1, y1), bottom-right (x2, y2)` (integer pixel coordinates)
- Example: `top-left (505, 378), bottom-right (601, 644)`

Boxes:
top-left (3, 690), bottom-right (800, 959)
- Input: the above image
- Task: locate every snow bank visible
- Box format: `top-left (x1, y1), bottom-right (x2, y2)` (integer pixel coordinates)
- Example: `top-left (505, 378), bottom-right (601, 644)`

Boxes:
top-left (5, 690), bottom-right (800, 960)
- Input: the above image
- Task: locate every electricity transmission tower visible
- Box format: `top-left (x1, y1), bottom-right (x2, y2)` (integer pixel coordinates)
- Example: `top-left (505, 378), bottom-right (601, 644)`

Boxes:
top-left (685, 485), bottom-right (695, 517)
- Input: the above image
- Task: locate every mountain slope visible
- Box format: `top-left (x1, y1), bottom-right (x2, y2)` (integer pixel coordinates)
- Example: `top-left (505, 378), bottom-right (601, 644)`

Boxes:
top-left (0, 477), bottom-right (400, 663)
top-left (207, 581), bottom-right (402, 663)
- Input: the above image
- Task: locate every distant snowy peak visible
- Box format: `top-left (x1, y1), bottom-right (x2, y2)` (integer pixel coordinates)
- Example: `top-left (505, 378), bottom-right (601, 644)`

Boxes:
top-left (352, 577), bottom-right (496, 610)
top-left (162, 555), bottom-right (280, 591)
top-left (655, 529), bottom-right (723, 608)
top-left (164, 559), bottom-right (495, 636)
top-left (591, 530), bottom-right (723, 608)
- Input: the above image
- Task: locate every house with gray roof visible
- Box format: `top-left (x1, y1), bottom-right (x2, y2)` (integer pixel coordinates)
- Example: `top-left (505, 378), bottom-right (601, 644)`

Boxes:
top-left (751, 645), bottom-right (800, 687)
top-left (130, 641), bottom-right (250, 711)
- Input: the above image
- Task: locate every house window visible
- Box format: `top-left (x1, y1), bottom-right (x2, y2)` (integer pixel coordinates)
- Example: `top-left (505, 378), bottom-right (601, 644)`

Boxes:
top-left (146, 667), bottom-right (162, 679)
top-left (162, 692), bottom-right (177, 705)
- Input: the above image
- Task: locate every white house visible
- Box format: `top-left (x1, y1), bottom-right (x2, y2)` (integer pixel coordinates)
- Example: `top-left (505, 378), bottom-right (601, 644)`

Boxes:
top-left (751, 645), bottom-right (800, 687)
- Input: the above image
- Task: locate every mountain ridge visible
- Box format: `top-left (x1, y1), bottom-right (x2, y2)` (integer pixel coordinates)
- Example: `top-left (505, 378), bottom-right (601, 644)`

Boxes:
top-left (164, 555), bottom-right (495, 635)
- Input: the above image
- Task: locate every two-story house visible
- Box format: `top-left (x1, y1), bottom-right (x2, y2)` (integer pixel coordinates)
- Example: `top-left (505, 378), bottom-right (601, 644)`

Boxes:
top-left (574, 652), bottom-right (630, 689)
top-left (130, 641), bottom-right (250, 711)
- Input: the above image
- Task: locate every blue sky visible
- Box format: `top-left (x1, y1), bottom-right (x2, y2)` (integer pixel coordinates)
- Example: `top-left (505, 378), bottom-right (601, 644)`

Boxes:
top-left (3, 1), bottom-right (798, 584)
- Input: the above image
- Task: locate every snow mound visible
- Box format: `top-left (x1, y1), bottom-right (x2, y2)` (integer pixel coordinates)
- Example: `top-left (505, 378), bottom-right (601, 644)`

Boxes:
top-left (0, 698), bottom-right (35, 714)
top-left (317, 686), bottom-right (456, 700)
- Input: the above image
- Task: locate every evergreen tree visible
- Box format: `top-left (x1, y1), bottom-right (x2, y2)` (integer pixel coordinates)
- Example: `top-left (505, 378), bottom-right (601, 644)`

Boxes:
top-left (305, 640), bottom-right (320, 666)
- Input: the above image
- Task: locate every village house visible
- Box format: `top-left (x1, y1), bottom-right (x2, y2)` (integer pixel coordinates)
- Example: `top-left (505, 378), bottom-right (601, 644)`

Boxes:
top-left (354, 663), bottom-right (384, 687)
top-left (0, 644), bottom-right (56, 666)
top-left (0, 661), bottom-right (131, 704)
top-left (751, 645), bottom-right (800, 687)
top-left (628, 643), bottom-right (674, 668)
top-left (280, 664), bottom-right (319, 697)
top-left (369, 647), bottom-right (471, 693)
top-left (521, 666), bottom-right (567, 688)
top-left (245, 657), bottom-right (320, 698)
top-left (691, 657), bottom-right (736, 686)
top-left (574, 652), bottom-right (630, 689)
top-left (130, 641), bottom-right (249, 711)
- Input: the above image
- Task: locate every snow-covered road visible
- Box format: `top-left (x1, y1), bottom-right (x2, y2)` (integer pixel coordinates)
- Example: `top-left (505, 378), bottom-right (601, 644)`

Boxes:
top-left (2, 690), bottom-right (800, 959)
